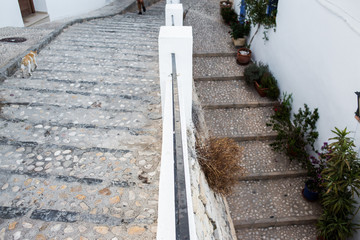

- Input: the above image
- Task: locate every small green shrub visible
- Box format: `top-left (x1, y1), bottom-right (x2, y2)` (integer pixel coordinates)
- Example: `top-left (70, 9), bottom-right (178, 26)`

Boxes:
top-left (221, 7), bottom-right (238, 25)
top-left (243, 62), bottom-right (268, 85)
top-left (267, 94), bottom-right (319, 166)
top-left (260, 72), bottom-right (280, 100)
top-left (229, 21), bottom-right (251, 39)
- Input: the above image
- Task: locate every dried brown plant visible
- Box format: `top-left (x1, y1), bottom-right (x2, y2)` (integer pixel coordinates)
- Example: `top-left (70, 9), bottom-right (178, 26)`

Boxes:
top-left (196, 137), bottom-right (244, 195)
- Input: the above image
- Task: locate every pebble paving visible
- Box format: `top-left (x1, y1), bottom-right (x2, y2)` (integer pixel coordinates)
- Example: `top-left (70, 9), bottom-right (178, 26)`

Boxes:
top-left (0, 2), bottom-right (165, 239)
top-left (186, 0), bottom-right (321, 238)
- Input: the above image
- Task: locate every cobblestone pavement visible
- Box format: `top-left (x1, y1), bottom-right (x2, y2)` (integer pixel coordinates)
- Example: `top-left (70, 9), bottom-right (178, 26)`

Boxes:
top-left (0, 1), bottom-right (164, 239)
top-left (185, 0), bottom-right (321, 238)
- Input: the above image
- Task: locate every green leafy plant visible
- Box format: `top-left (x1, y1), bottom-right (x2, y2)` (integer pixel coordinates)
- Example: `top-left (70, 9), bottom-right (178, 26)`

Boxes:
top-left (267, 94), bottom-right (319, 168)
top-left (260, 72), bottom-right (279, 100)
top-left (245, 0), bottom-right (278, 47)
top-left (229, 21), bottom-right (251, 39)
top-left (221, 7), bottom-right (238, 25)
top-left (243, 62), bottom-right (268, 85)
top-left (317, 128), bottom-right (360, 240)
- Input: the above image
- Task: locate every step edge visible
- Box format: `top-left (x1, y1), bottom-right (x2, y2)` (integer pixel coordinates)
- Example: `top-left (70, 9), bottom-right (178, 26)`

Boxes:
top-left (203, 102), bottom-right (278, 109)
top-left (239, 170), bottom-right (308, 181)
top-left (233, 215), bottom-right (320, 229)
top-left (193, 52), bottom-right (237, 57)
top-left (194, 76), bottom-right (244, 81)
top-left (216, 134), bottom-right (278, 141)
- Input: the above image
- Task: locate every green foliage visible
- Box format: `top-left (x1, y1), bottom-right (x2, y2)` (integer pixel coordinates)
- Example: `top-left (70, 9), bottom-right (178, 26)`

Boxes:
top-left (243, 62), bottom-right (268, 85)
top-left (317, 128), bottom-right (360, 240)
top-left (245, 0), bottom-right (278, 47)
top-left (267, 94), bottom-right (319, 168)
top-left (260, 72), bottom-right (279, 100)
top-left (229, 21), bottom-right (251, 39)
top-left (221, 7), bottom-right (238, 25)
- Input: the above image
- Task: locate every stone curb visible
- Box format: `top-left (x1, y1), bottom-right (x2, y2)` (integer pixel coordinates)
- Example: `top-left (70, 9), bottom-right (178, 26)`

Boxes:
top-left (0, 0), bottom-right (160, 82)
top-left (233, 215), bottom-right (319, 229)
top-left (203, 101), bottom-right (278, 109)
top-left (239, 170), bottom-right (308, 181)
top-left (194, 76), bottom-right (244, 81)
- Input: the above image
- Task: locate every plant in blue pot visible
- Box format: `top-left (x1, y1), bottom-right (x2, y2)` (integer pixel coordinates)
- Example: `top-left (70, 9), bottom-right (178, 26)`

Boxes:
top-left (302, 142), bottom-right (329, 201)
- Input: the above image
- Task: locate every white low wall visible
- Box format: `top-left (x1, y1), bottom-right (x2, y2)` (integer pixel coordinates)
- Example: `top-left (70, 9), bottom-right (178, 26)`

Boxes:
top-left (33, 0), bottom-right (48, 12)
top-left (0, 0), bottom-right (24, 28)
top-left (46, 0), bottom-right (115, 21)
top-left (249, 0), bottom-right (360, 150)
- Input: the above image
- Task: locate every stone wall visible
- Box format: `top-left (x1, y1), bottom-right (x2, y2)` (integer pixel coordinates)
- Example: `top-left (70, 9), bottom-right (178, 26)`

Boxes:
top-left (187, 85), bottom-right (236, 240)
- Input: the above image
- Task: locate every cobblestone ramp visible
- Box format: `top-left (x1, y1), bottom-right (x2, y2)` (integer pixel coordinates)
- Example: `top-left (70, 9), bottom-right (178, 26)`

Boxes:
top-left (0, 2), bottom-right (165, 239)
top-left (187, 0), bottom-right (321, 237)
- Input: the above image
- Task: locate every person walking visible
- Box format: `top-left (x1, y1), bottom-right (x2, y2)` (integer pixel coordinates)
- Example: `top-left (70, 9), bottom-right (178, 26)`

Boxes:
top-left (137, 0), bottom-right (146, 14)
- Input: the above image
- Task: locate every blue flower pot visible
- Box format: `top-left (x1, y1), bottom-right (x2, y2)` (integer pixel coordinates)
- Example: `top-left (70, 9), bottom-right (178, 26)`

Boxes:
top-left (302, 182), bottom-right (319, 202)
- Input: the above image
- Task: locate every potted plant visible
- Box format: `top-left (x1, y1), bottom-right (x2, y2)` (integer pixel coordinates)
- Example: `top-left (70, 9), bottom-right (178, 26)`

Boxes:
top-left (243, 62), bottom-right (268, 85)
top-left (236, 0), bottom-right (278, 65)
top-left (255, 71), bottom-right (279, 99)
top-left (317, 128), bottom-right (360, 240)
top-left (267, 94), bottom-right (319, 165)
top-left (221, 7), bottom-right (238, 25)
top-left (220, 0), bottom-right (232, 9)
top-left (302, 144), bottom-right (328, 202)
top-left (229, 20), bottom-right (250, 47)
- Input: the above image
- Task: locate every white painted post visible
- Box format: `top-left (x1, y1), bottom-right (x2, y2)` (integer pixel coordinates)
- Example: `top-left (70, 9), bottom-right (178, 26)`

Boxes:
top-left (159, 26), bottom-right (193, 127)
top-left (165, 4), bottom-right (183, 26)
top-left (166, 0), bottom-right (180, 4)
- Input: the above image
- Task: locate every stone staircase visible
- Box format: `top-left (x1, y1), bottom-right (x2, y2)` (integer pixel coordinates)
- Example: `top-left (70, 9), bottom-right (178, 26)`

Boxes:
top-left (194, 54), bottom-right (322, 239)
top-left (0, 2), bottom-right (165, 239)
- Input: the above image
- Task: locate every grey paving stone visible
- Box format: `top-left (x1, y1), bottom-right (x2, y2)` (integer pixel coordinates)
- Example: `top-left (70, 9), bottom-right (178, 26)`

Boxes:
top-left (238, 141), bottom-right (304, 175)
top-left (227, 177), bottom-right (322, 222)
top-left (236, 224), bottom-right (318, 240)
top-left (195, 80), bottom-right (274, 105)
top-left (194, 56), bottom-right (245, 78)
top-left (0, 1), bottom-right (165, 238)
top-left (204, 107), bottom-right (275, 137)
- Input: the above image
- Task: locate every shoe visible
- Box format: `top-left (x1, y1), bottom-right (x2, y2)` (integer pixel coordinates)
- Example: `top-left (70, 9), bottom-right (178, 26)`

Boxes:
top-left (143, 6), bottom-right (146, 12)
top-left (138, 11), bottom-right (142, 14)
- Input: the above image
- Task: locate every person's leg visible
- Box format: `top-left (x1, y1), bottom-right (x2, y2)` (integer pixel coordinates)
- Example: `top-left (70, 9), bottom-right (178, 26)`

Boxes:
top-left (137, 0), bottom-right (142, 14)
top-left (142, 1), bottom-right (146, 12)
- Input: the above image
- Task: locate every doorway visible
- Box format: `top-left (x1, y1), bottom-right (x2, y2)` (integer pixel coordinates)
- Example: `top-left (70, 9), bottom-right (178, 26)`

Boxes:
top-left (18, 0), bottom-right (35, 18)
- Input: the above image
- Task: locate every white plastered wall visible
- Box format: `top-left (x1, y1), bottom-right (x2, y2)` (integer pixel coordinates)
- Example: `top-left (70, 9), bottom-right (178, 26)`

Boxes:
top-left (248, 1), bottom-right (360, 236)
top-left (0, 0), bottom-right (24, 28)
top-left (45, 0), bottom-right (115, 21)
top-left (249, 0), bottom-right (360, 149)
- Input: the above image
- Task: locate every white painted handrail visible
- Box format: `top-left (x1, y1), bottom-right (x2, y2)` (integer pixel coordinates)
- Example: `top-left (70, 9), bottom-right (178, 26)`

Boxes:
top-left (157, 4), bottom-right (196, 239)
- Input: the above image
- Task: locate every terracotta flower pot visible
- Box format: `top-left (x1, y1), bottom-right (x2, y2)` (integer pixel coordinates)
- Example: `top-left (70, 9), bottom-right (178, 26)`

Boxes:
top-left (254, 81), bottom-right (267, 97)
top-left (236, 48), bottom-right (251, 65)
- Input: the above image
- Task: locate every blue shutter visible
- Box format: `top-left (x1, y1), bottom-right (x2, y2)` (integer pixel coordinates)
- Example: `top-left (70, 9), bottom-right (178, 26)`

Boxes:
top-left (239, 0), bottom-right (246, 23)
top-left (267, 0), bottom-right (278, 16)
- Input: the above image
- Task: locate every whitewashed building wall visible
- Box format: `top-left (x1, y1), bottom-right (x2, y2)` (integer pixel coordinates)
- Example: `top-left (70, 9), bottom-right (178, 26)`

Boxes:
top-left (247, 1), bottom-right (360, 238)
top-left (248, 0), bottom-right (360, 150)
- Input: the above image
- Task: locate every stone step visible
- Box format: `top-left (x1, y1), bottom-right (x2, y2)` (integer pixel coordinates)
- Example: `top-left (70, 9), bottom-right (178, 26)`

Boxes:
top-left (204, 107), bottom-right (275, 139)
top-left (237, 141), bottom-right (305, 179)
top-left (0, 104), bottom-right (151, 129)
top-left (51, 37), bottom-right (158, 46)
top-left (0, 86), bottom-right (159, 111)
top-left (0, 119), bottom-right (159, 150)
top-left (193, 56), bottom-right (245, 78)
top-left (195, 79), bottom-right (277, 107)
top-left (0, 170), bottom-right (152, 216)
top-left (227, 177), bottom-right (321, 230)
top-left (236, 224), bottom-right (317, 239)
top-left (4, 77), bottom-right (158, 97)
